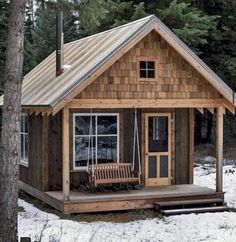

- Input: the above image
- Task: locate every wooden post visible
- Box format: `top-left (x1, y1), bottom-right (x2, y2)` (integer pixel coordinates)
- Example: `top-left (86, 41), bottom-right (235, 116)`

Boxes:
top-left (62, 106), bottom-right (70, 200)
top-left (189, 108), bottom-right (194, 184)
top-left (42, 115), bottom-right (49, 191)
top-left (216, 106), bottom-right (224, 192)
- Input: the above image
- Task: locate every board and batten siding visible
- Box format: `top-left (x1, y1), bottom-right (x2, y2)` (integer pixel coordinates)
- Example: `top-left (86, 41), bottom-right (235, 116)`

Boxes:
top-left (48, 112), bottom-right (63, 191)
top-left (76, 31), bottom-right (222, 100)
top-left (175, 108), bottom-right (192, 184)
top-left (19, 113), bottom-right (63, 191)
top-left (20, 115), bottom-right (43, 190)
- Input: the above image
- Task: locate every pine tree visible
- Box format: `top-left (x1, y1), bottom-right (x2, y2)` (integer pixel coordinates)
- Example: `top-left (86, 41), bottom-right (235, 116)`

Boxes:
top-left (27, 1), bottom-right (80, 69)
top-left (158, 0), bottom-right (217, 53)
top-left (24, 0), bottom-right (36, 75)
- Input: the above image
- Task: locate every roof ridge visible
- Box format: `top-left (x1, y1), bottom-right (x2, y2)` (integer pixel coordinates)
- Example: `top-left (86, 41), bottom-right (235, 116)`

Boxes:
top-left (65, 15), bottom-right (155, 47)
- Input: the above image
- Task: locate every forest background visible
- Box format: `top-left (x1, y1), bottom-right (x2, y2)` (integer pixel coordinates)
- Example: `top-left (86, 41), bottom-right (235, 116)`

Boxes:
top-left (0, 0), bottom-right (235, 145)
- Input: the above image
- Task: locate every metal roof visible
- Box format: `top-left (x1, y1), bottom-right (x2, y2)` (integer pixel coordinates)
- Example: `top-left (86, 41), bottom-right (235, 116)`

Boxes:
top-left (0, 15), bottom-right (235, 109)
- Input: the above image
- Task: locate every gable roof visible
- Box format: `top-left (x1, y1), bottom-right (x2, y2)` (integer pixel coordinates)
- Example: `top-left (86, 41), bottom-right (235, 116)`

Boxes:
top-left (0, 15), bottom-right (235, 112)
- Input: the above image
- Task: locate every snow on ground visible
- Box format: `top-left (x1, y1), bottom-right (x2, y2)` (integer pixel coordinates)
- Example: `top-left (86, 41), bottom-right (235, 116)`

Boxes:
top-left (18, 164), bottom-right (236, 242)
top-left (194, 161), bottom-right (236, 208)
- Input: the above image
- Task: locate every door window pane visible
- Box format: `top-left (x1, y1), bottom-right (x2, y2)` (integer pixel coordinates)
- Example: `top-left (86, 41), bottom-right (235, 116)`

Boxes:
top-left (148, 156), bottom-right (157, 178)
top-left (160, 156), bottom-right (168, 177)
top-left (148, 116), bottom-right (168, 152)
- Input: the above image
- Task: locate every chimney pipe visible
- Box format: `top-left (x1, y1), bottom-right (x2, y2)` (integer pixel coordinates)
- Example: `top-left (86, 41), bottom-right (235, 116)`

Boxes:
top-left (56, 10), bottom-right (64, 77)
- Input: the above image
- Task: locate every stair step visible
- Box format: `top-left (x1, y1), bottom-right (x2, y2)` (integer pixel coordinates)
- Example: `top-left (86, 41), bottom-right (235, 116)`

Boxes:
top-left (161, 206), bottom-right (229, 216)
top-left (155, 198), bottom-right (223, 208)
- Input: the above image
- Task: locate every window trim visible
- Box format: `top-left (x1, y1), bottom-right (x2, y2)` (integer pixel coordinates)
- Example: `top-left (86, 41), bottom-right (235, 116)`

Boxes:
top-left (137, 58), bottom-right (158, 82)
top-left (73, 113), bottom-right (120, 171)
top-left (20, 114), bottom-right (29, 167)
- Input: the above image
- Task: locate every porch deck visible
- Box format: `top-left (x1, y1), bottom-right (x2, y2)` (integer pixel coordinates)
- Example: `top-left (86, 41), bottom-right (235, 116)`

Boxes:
top-left (19, 181), bottom-right (224, 213)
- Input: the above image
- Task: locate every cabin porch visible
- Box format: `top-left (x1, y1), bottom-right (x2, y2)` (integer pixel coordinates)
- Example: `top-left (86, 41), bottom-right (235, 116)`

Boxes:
top-left (19, 104), bottom-right (227, 214)
top-left (60, 105), bottom-right (225, 202)
top-left (19, 181), bottom-right (224, 213)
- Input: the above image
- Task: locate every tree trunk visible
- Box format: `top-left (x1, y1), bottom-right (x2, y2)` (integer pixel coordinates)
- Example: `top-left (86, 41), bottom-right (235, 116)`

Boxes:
top-left (0, 1), bottom-right (27, 242)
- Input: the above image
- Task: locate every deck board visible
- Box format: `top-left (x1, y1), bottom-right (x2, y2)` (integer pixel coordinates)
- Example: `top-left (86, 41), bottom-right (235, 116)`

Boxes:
top-left (20, 181), bottom-right (223, 213)
top-left (46, 184), bottom-right (216, 202)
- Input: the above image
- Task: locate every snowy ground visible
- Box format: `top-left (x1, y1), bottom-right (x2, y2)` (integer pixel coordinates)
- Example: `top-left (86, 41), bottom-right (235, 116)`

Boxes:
top-left (194, 157), bottom-right (236, 208)
top-left (18, 163), bottom-right (236, 242)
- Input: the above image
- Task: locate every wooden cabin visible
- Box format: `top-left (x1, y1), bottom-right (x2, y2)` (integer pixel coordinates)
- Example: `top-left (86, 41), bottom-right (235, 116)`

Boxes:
top-left (0, 15), bottom-right (235, 214)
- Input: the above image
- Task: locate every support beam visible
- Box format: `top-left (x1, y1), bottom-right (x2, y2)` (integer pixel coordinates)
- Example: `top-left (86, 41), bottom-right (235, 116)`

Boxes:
top-left (223, 99), bottom-right (235, 114)
top-left (62, 106), bottom-right (70, 200)
top-left (68, 98), bottom-right (226, 109)
top-left (216, 106), bottom-right (224, 192)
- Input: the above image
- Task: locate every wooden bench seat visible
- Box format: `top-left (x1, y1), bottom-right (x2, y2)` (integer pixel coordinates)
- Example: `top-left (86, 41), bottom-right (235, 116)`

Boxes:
top-left (88, 163), bottom-right (140, 187)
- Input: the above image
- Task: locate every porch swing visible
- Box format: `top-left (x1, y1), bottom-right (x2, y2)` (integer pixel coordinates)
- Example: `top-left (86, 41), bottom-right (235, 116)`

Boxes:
top-left (87, 109), bottom-right (141, 187)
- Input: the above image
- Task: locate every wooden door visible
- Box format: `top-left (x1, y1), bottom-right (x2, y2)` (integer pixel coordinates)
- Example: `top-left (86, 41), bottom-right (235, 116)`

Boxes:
top-left (145, 113), bottom-right (171, 186)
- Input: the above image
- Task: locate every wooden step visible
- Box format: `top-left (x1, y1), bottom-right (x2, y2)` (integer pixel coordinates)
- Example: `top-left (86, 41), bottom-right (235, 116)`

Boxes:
top-left (161, 206), bottom-right (229, 216)
top-left (155, 198), bottom-right (223, 209)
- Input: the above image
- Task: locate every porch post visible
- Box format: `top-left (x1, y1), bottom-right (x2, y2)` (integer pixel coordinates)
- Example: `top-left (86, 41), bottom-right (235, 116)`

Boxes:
top-left (189, 108), bottom-right (194, 184)
top-left (62, 106), bottom-right (70, 200)
top-left (216, 106), bottom-right (224, 192)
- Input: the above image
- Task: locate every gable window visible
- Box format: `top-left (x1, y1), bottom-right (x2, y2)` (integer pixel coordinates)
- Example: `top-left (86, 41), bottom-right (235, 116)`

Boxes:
top-left (73, 113), bottom-right (119, 170)
top-left (139, 61), bottom-right (155, 79)
top-left (20, 114), bottom-right (29, 166)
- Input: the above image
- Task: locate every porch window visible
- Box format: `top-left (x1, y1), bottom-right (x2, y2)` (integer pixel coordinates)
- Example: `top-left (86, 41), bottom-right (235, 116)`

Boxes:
top-left (139, 61), bottom-right (155, 79)
top-left (20, 114), bottom-right (29, 166)
top-left (73, 113), bottom-right (119, 169)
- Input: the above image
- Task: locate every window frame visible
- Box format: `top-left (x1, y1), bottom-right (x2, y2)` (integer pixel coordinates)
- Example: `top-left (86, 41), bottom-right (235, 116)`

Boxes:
top-left (73, 113), bottom-right (120, 171)
top-left (137, 58), bottom-right (158, 82)
top-left (20, 113), bottom-right (29, 167)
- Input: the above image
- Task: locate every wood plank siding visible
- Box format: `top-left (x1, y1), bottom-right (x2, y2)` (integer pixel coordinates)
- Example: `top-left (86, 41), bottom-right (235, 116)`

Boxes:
top-left (77, 31), bottom-right (222, 100)
top-left (20, 115), bottom-right (43, 190)
top-left (19, 113), bottom-right (63, 191)
top-left (48, 112), bottom-right (63, 191)
top-left (175, 109), bottom-right (191, 184)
